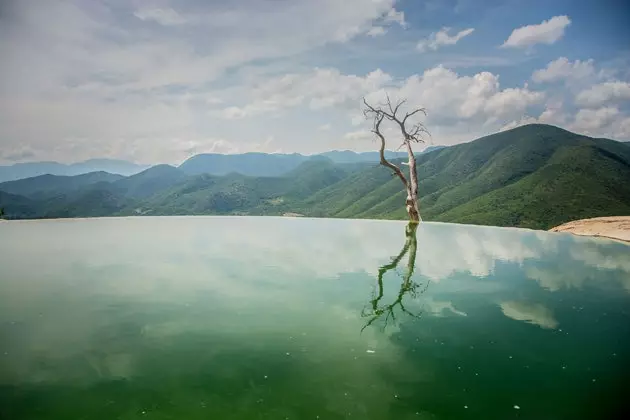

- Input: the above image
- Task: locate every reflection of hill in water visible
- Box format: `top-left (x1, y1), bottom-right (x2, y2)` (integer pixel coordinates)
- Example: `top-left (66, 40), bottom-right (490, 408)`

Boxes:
top-left (3, 124), bottom-right (630, 229)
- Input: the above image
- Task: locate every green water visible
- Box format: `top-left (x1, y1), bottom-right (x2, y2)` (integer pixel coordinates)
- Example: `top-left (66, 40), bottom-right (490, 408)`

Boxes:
top-left (0, 217), bottom-right (629, 419)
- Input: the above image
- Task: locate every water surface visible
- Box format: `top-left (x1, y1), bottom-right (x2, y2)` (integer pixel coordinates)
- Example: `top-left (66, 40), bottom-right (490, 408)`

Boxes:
top-left (1, 217), bottom-right (629, 419)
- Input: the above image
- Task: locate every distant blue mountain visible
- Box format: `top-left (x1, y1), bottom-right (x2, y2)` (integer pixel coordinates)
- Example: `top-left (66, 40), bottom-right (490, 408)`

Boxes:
top-left (112, 164), bottom-right (189, 198)
top-left (422, 145), bottom-right (446, 154)
top-left (178, 147), bottom-right (447, 176)
top-left (178, 152), bottom-right (309, 177)
top-left (0, 159), bottom-right (150, 183)
top-left (0, 147), bottom-right (448, 182)
top-left (318, 150), bottom-right (407, 163)
top-left (0, 171), bottom-right (124, 200)
top-left (2, 124), bottom-right (627, 231)
top-left (319, 146), bottom-right (445, 163)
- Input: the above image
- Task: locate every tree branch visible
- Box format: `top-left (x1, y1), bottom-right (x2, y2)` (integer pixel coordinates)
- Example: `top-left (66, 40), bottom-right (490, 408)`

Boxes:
top-left (364, 99), bottom-right (410, 189)
top-left (362, 94), bottom-right (428, 223)
top-left (364, 96), bottom-right (428, 144)
top-left (402, 108), bottom-right (426, 125)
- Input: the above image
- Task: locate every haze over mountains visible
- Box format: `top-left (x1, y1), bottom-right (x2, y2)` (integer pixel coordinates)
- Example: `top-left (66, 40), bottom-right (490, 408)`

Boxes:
top-left (1, 124), bottom-right (628, 230)
top-left (0, 150), bottom-right (444, 183)
top-left (176, 150), bottom-right (418, 177)
top-left (0, 159), bottom-right (150, 183)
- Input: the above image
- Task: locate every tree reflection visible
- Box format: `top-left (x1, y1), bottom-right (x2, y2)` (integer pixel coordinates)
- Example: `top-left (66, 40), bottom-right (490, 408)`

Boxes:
top-left (361, 222), bottom-right (429, 332)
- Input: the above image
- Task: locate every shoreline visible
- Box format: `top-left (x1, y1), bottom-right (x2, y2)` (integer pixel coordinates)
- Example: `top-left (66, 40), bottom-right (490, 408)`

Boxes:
top-left (550, 216), bottom-right (630, 243)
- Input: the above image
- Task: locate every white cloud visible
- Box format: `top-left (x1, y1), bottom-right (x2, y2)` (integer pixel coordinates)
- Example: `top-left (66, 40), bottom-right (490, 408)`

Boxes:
top-left (575, 81), bottom-right (630, 107)
top-left (367, 26), bottom-right (387, 37)
top-left (437, 55), bottom-right (525, 69)
top-left (491, 98), bottom-right (569, 132)
top-left (383, 66), bottom-right (544, 126)
top-left (570, 106), bottom-right (620, 133)
top-left (502, 15), bottom-right (571, 48)
top-left (220, 65), bottom-right (545, 137)
top-left (174, 136), bottom-right (276, 157)
top-left (7, 217), bottom-right (630, 390)
top-left (217, 68), bottom-right (393, 119)
top-left (502, 103), bottom-right (630, 141)
top-left (343, 130), bottom-right (374, 141)
top-left (383, 8), bottom-right (407, 28)
top-left (2, 1), bottom-right (627, 163)
top-left (417, 27), bottom-right (475, 52)
top-left (206, 97), bottom-right (224, 105)
top-left (538, 100), bottom-right (569, 125)
top-left (361, 7), bottom-right (406, 37)
top-left (527, 237), bottom-right (630, 292)
top-left (499, 116), bottom-right (539, 131)
top-left (133, 7), bottom-right (187, 26)
top-left (203, 139), bottom-right (240, 154)
top-left (423, 298), bottom-right (467, 317)
top-left (484, 87), bottom-right (545, 122)
top-left (0, 0), bottom-right (402, 162)
top-left (318, 124), bottom-right (332, 131)
top-left (531, 57), bottom-right (596, 83)
top-left (350, 112), bottom-right (366, 126)
top-left (614, 116), bottom-right (630, 139)
top-left (500, 301), bottom-right (559, 329)
top-left (524, 57), bottom-right (630, 139)
top-left (220, 106), bottom-right (248, 120)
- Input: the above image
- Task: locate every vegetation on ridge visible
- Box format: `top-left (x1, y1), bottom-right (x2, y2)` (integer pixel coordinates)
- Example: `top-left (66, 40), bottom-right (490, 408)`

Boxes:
top-left (0, 124), bottom-right (629, 230)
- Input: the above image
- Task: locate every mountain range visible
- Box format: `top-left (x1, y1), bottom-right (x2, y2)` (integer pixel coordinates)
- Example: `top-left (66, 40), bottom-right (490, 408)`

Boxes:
top-left (0, 149), bottom-right (444, 183)
top-left (1, 124), bottom-right (628, 230)
top-left (0, 159), bottom-right (150, 183)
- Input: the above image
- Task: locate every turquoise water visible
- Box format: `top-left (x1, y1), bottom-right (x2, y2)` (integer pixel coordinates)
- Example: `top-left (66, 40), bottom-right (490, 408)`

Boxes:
top-left (0, 217), bottom-right (629, 419)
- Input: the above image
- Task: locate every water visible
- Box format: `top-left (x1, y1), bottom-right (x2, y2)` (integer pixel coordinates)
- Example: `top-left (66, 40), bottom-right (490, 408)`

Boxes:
top-left (0, 216), bottom-right (629, 419)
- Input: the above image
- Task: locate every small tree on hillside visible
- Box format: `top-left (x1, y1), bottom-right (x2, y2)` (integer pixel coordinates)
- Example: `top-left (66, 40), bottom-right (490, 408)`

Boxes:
top-left (0, 207), bottom-right (4, 219)
top-left (363, 95), bottom-right (429, 223)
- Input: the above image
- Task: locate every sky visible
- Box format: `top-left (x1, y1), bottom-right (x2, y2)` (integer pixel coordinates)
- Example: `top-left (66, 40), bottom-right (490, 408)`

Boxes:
top-left (1, 0), bottom-right (629, 165)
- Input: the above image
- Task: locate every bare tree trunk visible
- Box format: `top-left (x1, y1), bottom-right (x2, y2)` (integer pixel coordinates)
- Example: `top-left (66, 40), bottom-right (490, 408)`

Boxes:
top-left (405, 142), bottom-right (421, 223)
top-left (363, 96), bottom-right (428, 223)
top-left (405, 188), bottom-right (420, 223)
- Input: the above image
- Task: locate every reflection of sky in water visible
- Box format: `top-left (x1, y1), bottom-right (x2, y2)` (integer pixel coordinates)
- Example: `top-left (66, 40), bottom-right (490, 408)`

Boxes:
top-left (0, 217), bottom-right (629, 419)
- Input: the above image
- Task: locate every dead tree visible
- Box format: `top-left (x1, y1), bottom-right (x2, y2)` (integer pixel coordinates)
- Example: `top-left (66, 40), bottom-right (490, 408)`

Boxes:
top-left (361, 222), bottom-right (429, 332)
top-left (363, 95), bottom-right (429, 223)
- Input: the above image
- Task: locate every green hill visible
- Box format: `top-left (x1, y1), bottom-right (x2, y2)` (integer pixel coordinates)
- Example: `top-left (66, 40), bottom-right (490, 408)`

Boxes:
top-left (0, 159), bottom-right (148, 183)
top-left (280, 124), bottom-right (630, 229)
top-left (0, 171), bottom-right (123, 200)
top-left (121, 158), bottom-right (349, 216)
top-left (43, 188), bottom-right (136, 219)
top-left (112, 164), bottom-right (189, 198)
top-left (1, 124), bottom-right (628, 229)
top-left (0, 191), bottom-right (39, 219)
top-left (177, 150), bottom-right (421, 176)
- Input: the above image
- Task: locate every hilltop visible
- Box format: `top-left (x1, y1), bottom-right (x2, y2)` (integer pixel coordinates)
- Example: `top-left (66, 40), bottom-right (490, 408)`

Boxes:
top-left (0, 159), bottom-right (149, 183)
top-left (0, 149), bottom-right (432, 183)
top-left (1, 124), bottom-right (628, 230)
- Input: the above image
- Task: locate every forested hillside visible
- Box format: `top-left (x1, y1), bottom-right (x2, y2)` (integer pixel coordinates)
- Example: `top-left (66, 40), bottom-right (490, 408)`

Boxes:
top-left (1, 124), bottom-right (629, 230)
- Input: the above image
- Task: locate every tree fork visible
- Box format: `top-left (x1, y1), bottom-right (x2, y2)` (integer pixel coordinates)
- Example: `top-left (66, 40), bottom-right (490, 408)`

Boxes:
top-left (363, 95), bottom-right (428, 223)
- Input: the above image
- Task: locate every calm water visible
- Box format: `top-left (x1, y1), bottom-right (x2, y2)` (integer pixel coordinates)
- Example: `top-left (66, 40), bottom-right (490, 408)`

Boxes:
top-left (1, 217), bottom-right (629, 419)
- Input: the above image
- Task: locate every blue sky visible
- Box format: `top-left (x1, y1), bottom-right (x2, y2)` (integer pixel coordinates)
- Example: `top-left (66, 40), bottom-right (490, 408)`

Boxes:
top-left (1, 0), bottom-right (629, 164)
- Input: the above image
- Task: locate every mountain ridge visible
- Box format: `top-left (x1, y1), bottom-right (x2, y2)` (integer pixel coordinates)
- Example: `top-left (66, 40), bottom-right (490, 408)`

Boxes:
top-left (1, 124), bottom-right (628, 230)
top-left (1, 148), bottom-right (446, 182)
top-left (0, 159), bottom-right (150, 183)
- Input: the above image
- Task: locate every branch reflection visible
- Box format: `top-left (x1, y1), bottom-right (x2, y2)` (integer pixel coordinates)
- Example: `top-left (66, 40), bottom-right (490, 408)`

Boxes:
top-left (361, 222), bottom-right (429, 332)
